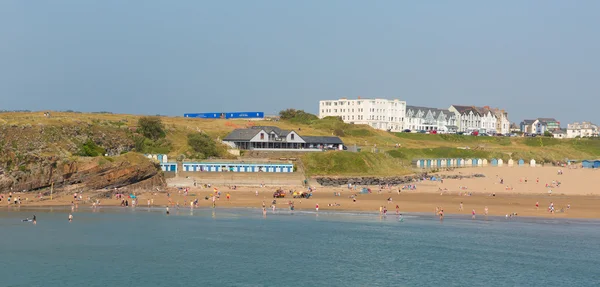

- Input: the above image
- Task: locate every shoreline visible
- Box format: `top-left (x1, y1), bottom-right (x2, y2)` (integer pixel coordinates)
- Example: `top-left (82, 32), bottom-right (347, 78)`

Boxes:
top-left (4, 205), bottom-right (600, 224)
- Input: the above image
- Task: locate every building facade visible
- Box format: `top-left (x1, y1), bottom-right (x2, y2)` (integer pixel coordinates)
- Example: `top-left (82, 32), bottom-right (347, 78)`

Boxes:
top-left (222, 126), bottom-right (344, 150)
top-left (405, 106), bottom-right (457, 133)
top-left (319, 98), bottom-right (406, 132)
top-left (567, 122), bottom-right (598, 138)
top-left (492, 109), bottom-right (510, 135)
top-left (521, 118), bottom-right (560, 135)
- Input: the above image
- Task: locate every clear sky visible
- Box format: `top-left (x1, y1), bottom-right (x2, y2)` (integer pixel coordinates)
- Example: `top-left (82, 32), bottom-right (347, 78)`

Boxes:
top-left (1, 1), bottom-right (598, 124)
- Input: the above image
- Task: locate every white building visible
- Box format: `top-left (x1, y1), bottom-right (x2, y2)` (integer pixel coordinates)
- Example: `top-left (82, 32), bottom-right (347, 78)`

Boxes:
top-left (405, 106), bottom-right (457, 133)
top-left (319, 98), bottom-right (406, 132)
top-left (567, 122), bottom-right (598, 138)
top-left (492, 109), bottom-right (510, 135)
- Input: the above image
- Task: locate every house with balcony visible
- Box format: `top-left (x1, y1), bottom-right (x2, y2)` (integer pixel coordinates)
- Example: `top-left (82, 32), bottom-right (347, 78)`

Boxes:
top-left (222, 126), bottom-right (344, 151)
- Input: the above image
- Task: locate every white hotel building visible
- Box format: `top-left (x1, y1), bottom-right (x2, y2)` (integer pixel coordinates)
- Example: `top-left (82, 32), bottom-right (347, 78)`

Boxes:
top-left (319, 98), bottom-right (406, 132)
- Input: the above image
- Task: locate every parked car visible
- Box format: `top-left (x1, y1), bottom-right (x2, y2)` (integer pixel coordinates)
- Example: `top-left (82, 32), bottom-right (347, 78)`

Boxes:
top-left (430, 130), bottom-right (438, 134)
top-left (457, 132), bottom-right (465, 135)
top-left (403, 129), bottom-right (411, 133)
top-left (418, 130), bottom-right (427, 134)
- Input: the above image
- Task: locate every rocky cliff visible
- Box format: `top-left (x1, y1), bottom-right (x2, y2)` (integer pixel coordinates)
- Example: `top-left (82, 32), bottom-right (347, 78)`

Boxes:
top-left (0, 121), bottom-right (165, 193)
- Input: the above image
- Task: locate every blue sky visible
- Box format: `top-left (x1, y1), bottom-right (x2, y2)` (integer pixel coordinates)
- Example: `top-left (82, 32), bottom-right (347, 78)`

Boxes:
top-left (1, 1), bottom-right (598, 124)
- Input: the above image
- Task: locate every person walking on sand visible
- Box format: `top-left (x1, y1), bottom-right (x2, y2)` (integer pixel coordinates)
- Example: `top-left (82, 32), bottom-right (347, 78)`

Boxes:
top-left (484, 206), bottom-right (488, 216)
top-left (315, 203), bottom-right (319, 212)
top-left (471, 209), bottom-right (476, 219)
top-left (535, 201), bottom-right (539, 210)
top-left (147, 199), bottom-right (151, 208)
top-left (226, 193), bottom-right (230, 201)
top-left (459, 202), bottom-right (463, 211)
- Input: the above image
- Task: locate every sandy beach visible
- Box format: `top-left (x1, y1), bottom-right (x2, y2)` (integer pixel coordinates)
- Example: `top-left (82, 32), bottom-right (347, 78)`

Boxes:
top-left (3, 166), bottom-right (600, 219)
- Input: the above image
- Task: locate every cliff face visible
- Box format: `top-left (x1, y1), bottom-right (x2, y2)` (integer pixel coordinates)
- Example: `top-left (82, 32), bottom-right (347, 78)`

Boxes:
top-left (0, 122), bottom-right (165, 193)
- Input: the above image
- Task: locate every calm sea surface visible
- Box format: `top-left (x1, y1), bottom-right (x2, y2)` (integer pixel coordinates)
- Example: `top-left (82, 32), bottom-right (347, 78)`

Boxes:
top-left (1, 207), bottom-right (599, 287)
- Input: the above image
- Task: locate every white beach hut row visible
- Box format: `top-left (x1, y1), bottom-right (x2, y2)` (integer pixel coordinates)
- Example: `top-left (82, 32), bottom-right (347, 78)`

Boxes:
top-left (415, 158), bottom-right (538, 169)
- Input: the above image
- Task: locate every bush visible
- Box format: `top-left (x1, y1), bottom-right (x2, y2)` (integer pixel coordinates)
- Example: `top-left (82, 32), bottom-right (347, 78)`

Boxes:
top-left (279, 109), bottom-right (319, 124)
top-left (133, 135), bottom-right (171, 154)
top-left (138, 117), bottom-right (166, 141)
top-left (78, 140), bottom-right (106, 157)
top-left (187, 133), bottom-right (219, 159)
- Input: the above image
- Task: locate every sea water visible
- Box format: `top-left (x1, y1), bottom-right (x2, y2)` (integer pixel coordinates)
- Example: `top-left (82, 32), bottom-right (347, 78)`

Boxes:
top-left (0, 207), bottom-right (599, 287)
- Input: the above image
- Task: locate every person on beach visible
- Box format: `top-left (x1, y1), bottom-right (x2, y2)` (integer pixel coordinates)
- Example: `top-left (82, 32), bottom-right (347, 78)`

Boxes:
top-left (68, 213), bottom-right (73, 222)
top-left (459, 202), bottom-right (463, 211)
top-left (484, 206), bottom-right (488, 216)
top-left (396, 205), bottom-right (399, 215)
top-left (148, 199), bottom-right (151, 208)
top-left (439, 209), bottom-right (444, 221)
top-left (226, 193), bottom-right (230, 201)
top-left (315, 203), bottom-right (319, 212)
top-left (212, 196), bottom-right (216, 208)
top-left (471, 209), bottom-right (476, 219)
top-left (536, 201), bottom-right (539, 210)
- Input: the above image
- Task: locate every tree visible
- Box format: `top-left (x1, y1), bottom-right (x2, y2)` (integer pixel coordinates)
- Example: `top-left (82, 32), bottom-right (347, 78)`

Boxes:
top-left (187, 133), bottom-right (219, 158)
top-left (543, 131), bottom-right (553, 137)
top-left (138, 117), bottom-right (166, 141)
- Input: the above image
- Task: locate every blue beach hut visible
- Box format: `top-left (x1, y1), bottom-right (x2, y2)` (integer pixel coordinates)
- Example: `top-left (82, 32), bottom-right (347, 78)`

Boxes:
top-left (518, 159), bottom-right (525, 166)
top-left (582, 160), bottom-right (593, 168)
top-left (491, 159), bottom-right (498, 167)
top-left (594, 160), bottom-right (600, 169)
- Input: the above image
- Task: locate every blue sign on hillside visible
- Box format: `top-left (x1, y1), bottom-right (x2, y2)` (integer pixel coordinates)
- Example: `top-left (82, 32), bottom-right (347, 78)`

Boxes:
top-left (226, 112), bottom-right (264, 119)
top-left (184, 113), bottom-right (224, 118)
top-left (184, 112), bottom-right (264, 119)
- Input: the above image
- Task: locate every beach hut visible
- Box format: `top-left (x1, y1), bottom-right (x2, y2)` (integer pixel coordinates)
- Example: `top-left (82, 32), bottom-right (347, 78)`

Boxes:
top-left (498, 159), bottom-right (504, 167)
top-left (530, 159), bottom-right (536, 167)
top-left (594, 160), bottom-right (600, 169)
top-left (471, 159), bottom-right (478, 166)
top-left (482, 159), bottom-right (488, 167)
top-left (491, 159), bottom-right (498, 167)
top-left (518, 159), bottom-right (525, 166)
top-left (418, 159), bottom-right (425, 168)
top-left (162, 155), bottom-right (168, 163)
top-left (507, 159), bottom-right (514, 167)
top-left (457, 158), bottom-right (462, 167)
top-left (437, 159), bottom-right (443, 167)
top-left (426, 159), bottom-right (432, 169)
top-left (582, 160), bottom-right (594, 168)
top-left (447, 159), bottom-right (453, 167)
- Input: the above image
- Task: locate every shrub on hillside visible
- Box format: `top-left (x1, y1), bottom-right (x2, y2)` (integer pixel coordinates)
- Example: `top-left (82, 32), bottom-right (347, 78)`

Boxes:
top-left (279, 109), bottom-right (319, 124)
top-left (138, 117), bottom-right (166, 141)
top-left (133, 135), bottom-right (171, 154)
top-left (187, 133), bottom-right (219, 159)
top-left (78, 139), bottom-right (106, 157)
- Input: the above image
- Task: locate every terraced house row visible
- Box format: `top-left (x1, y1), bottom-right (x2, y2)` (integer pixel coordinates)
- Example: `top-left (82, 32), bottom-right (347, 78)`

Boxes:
top-left (319, 98), bottom-right (510, 134)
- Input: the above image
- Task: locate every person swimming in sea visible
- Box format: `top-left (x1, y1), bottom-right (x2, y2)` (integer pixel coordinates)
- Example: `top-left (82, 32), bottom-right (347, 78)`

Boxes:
top-left (33, 215), bottom-right (36, 225)
top-left (166, 206), bottom-right (170, 215)
top-left (68, 213), bottom-right (73, 222)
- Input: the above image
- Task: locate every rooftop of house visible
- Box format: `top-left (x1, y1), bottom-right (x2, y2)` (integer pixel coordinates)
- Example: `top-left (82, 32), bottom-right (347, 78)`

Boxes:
top-left (223, 126), bottom-right (343, 144)
top-left (451, 105), bottom-right (481, 115)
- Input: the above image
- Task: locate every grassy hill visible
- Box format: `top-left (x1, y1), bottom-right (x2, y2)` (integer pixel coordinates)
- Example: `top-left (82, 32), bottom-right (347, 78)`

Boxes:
top-left (1, 111), bottom-right (598, 177)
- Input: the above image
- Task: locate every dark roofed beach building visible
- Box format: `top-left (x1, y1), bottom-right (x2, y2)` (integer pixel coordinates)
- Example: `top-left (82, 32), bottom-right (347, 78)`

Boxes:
top-left (223, 126), bottom-right (344, 151)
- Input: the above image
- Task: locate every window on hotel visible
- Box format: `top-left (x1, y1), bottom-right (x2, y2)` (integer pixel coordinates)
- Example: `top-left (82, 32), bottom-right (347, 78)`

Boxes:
top-left (291, 134), bottom-right (295, 140)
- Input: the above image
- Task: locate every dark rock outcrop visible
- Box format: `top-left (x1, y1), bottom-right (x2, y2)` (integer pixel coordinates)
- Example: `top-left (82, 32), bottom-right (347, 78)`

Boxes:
top-left (314, 173), bottom-right (485, 186)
